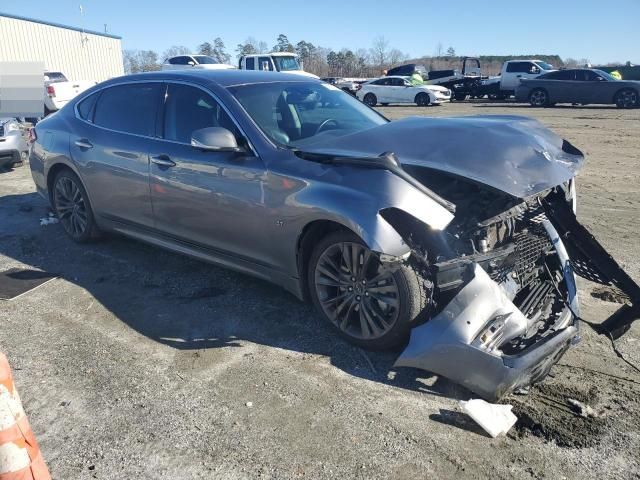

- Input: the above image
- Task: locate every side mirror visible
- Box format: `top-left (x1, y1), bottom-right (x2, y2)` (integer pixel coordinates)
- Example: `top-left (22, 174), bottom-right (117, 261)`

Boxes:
top-left (191, 127), bottom-right (241, 152)
top-left (188, 61), bottom-right (195, 66)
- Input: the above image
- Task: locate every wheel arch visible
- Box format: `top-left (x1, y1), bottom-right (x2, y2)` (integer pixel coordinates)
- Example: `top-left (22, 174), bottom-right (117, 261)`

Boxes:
top-left (613, 86), bottom-right (639, 105)
top-left (46, 161), bottom-right (81, 206)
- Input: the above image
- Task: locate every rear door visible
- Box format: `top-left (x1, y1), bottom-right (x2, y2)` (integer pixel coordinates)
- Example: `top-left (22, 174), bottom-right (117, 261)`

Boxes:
top-left (70, 82), bottom-right (162, 228)
top-left (369, 78), bottom-right (391, 102)
top-left (148, 82), bottom-right (269, 263)
top-left (545, 70), bottom-right (579, 103)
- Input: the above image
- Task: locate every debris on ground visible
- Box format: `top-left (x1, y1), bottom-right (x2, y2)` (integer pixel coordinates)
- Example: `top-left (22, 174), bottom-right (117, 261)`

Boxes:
top-left (39, 213), bottom-right (59, 226)
top-left (459, 399), bottom-right (518, 438)
top-left (567, 398), bottom-right (599, 418)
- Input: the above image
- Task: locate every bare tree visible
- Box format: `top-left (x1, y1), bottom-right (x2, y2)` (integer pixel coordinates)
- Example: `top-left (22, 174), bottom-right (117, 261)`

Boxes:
top-left (434, 42), bottom-right (443, 58)
top-left (370, 36), bottom-right (389, 67)
top-left (123, 49), bottom-right (160, 74)
top-left (388, 48), bottom-right (406, 66)
top-left (162, 45), bottom-right (191, 62)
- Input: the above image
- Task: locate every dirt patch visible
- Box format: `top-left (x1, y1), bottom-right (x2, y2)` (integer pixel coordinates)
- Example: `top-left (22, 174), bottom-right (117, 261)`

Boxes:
top-left (511, 383), bottom-right (607, 448)
top-left (590, 285), bottom-right (629, 304)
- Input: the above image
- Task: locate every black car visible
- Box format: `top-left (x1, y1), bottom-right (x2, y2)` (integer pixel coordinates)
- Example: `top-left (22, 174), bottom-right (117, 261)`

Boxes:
top-left (516, 69), bottom-right (640, 108)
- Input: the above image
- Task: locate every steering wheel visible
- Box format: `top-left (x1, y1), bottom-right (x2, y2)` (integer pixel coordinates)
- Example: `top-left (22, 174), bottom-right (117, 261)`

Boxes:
top-left (315, 118), bottom-right (339, 135)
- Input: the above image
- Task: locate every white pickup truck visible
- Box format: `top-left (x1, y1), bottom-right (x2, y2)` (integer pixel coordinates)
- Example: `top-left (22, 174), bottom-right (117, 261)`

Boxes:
top-left (479, 60), bottom-right (556, 98)
top-left (44, 72), bottom-right (95, 115)
top-left (238, 53), bottom-right (318, 78)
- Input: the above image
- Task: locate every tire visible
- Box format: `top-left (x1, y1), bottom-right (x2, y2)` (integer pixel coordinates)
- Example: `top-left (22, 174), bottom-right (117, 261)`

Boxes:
top-left (52, 169), bottom-right (100, 243)
top-left (454, 92), bottom-right (468, 101)
top-left (363, 93), bottom-right (377, 107)
top-left (415, 93), bottom-right (430, 106)
top-left (529, 88), bottom-right (549, 107)
top-left (308, 230), bottom-right (428, 351)
top-left (614, 88), bottom-right (638, 109)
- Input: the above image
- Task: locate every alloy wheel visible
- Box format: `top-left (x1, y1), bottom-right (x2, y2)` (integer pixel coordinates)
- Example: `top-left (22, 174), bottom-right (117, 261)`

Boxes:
top-left (54, 176), bottom-right (88, 238)
top-left (530, 89), bottom-right (547, 107)
top-left (616, 89), bottom-right (638, 108)
top-left (314, 242), bottom-right (400, 340)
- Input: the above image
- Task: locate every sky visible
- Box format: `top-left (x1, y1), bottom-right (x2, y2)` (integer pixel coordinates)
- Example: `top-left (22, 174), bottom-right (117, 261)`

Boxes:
top-left (2, 0), bottom-right (639, 65)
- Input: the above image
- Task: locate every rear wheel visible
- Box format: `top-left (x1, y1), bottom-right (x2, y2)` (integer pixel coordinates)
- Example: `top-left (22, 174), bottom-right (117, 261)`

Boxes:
top-left (529, 88), bottom-right (549, 107)
top-left (53, 170), bottom-right (100, 243)
top-left (363, 93), bottom-right (377, 107)
top-left (308, 230), bottom-right (428, 350)
top-left (614, 88), bottom-right (638, 109)
top-left (415, 93), bottom-right (430, 106)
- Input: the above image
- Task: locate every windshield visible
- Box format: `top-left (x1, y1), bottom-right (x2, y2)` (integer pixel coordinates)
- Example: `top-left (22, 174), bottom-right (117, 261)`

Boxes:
top-left (229, 81), bottom-right (387, 148)
top-left (193, 56), bottom-right (218, 65)
top-left (273, 56), bottom-right (301, 72)
top-left (534, 61), bottom-right (555, 71)
top-left (593, 69), bottom-right (616, 81)
top-left (44, 72), bottom-right (67, 83)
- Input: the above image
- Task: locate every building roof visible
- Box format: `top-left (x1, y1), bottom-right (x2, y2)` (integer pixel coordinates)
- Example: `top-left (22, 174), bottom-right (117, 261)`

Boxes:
top-left (0, 12), bottom-right (121, 40)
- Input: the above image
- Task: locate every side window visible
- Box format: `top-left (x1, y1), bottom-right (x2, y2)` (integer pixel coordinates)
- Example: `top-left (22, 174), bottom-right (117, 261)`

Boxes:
top-left (506, 62), bottom-right (522, 73)
top-left (390, 78), bottom-right (405, 86)
top-left (258, 57), bottom-right (273, 71)
top-left (245, 57), bottom-right (255, 70)
top-left (558, 70), bottom-right (576, 80)
top-left (93, 83), bottom-right (161, 136)
top-left (163, 83), bottom-right (240, 145)
top-left (77, 92), bottom-right (99, 122)
top-left (372, 78), bottom-right (391, 86)
top-left (580, 70), bottom-right (600, 81)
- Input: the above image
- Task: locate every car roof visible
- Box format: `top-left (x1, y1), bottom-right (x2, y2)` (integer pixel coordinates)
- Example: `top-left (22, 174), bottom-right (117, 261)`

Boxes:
top-left (104, 69), bottom-right (319, 88)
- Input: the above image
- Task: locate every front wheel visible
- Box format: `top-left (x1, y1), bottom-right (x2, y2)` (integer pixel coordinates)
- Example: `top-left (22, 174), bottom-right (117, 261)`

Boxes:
top-left (614, 88), bottom-right (638, 109)
top-left (363, 93), bottom-right (377, 107)
top-left (529, 88), bottom-right (549, 107)
top-left (53, 170), bottom-right (100, 242)
top-left (415, 93), bottom-right (430, 106)
top-left (308, 231), bottom-right (428, 350)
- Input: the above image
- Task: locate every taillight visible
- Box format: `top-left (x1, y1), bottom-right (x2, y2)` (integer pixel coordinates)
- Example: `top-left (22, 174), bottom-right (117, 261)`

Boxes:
top-left (28, 127), bottom-right (37, 143)
top-left (355, 84), bottom-right (362, 91)
top-left (46, 85), bottom-right (56, 97)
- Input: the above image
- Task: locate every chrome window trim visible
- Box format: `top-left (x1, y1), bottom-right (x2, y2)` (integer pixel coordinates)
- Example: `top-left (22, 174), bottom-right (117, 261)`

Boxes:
top-left (73, 79), bottom-right (258, 157)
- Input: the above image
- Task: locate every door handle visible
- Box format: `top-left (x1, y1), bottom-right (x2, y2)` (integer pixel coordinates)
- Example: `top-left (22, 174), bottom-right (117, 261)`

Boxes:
top-left (150, 155), bottom-right (176, 167)
top-left (74, 139), bottom-right (93, 149)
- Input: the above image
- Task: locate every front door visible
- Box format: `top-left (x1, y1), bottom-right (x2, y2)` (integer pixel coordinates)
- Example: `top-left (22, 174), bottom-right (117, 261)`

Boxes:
top-left (148, 83), bottom-right (269, 264)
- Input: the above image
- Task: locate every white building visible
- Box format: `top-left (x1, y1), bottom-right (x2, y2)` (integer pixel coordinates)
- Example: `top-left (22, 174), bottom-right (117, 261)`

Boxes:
top-left (0, 12), bottom-right (124, 82)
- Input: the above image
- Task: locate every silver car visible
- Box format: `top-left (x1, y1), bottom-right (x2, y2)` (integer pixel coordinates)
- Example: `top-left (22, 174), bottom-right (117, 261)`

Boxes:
top-left (28, 70), bottom-right (639, 400)
top-left (0, 118), bottom-right (28, 170)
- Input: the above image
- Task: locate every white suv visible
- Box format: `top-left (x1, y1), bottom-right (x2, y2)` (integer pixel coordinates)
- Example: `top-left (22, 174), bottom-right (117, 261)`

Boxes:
top-left (161, 55), bottom-right (235, 71)
top-left (356, 76), bottom-right (451, 106)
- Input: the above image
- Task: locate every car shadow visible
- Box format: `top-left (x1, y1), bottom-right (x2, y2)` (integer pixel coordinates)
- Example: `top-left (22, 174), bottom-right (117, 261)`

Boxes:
top-left (470, 103), bottom-right (623, 110)
top-left (0, 190), bottom-right (472, 402)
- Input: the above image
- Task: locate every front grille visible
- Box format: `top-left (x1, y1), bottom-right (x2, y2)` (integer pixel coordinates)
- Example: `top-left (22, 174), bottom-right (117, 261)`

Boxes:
top-left (513, 227), bottom-right (553, 281)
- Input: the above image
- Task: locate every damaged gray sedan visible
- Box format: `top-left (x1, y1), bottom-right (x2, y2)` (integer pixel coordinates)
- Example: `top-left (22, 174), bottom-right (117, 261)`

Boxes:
top-left (29, 70), bottom-right (640, 400)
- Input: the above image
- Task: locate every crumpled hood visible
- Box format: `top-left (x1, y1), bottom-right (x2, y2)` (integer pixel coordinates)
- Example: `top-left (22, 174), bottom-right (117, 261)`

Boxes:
top-left (301, 115), bottom-right (584, 198)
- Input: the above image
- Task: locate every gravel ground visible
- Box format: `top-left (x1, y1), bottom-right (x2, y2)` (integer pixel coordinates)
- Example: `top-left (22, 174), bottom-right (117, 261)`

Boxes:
top-left (0, 101), bottom-right (639, 479)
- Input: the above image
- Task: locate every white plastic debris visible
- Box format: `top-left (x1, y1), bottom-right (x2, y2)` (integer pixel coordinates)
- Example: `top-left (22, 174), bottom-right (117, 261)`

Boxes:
top-left (459, 399), bottom-right (518, 438)
top-left (40, 213), bottom-right (59, 226)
